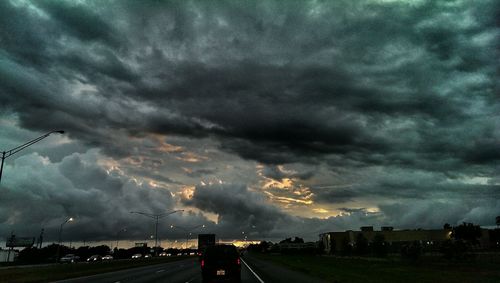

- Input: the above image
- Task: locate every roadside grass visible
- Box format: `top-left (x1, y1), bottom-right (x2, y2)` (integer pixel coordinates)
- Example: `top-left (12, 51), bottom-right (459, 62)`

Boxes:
top-left (0, 256), bottom-right (192, 283)
top-left (251, 253), bottom-right (500, 283)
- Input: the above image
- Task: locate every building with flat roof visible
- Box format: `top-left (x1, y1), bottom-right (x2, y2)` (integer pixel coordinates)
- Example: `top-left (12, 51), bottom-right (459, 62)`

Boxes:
top-left (319, 227), bottom-right (458, 254)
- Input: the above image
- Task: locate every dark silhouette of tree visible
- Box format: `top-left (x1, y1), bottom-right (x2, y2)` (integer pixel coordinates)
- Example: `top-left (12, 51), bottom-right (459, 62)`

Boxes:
top-left (443, 223), bottom-right (451, 230)
top-left (18, 247), bottom-right (42, 264)
top-left (496, 216), bottom-right (500, 227)
top-left (18, 244), bottom-right (77, 264)
top-left (75, 245), bottom-right (111, 260)
top-left (279, 237), bottom-right (304, 244)
top-left (259, 241), bottom-right (270, 251)
top-left (371, 234), bottom-right (388, 257)
top-left (453, 222), bottom-right (481, 245)
top-left (440, 222), bottom-right (481, 259)
top-left (293, 237), bottom-right (304, 243)
top-left (279, 238), bottom-right (292, 244)
top-left (354, 233), bottom-right (368, 255)
top-left (247, 241), bottom-right (271, 253)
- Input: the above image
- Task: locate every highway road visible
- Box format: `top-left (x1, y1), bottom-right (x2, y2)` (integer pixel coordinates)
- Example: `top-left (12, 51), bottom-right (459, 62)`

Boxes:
top-left (54, 257), bottom-right (264, 283)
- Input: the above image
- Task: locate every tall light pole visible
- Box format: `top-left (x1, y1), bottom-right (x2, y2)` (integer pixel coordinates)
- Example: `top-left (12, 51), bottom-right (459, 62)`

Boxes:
top-left (56, 217), bottom-right (73, 262)
top-left (130, 210), bottom-right (183, 256)
top-left (115, 227), bottom-right (127, 250)
top-left (170, 224), bottom-right (205, 249)
top-left (0, 130), bottom-right (65, 184)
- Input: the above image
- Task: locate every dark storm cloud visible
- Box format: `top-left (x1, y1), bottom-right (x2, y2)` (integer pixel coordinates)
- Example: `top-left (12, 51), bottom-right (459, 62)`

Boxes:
top-left (311, 187), bottom-right (357, 204)
top-left (182, 183), bottom-right (292, 238)
top-left (182, 183), bottom-right (392, 239)
top-left (0, 1), bottom-right (47, 66)
top-left (338, 208), bottom-right (368, 214)
top-left (378, 198), bottom-right (500, 229)
top-left (0, 0), bottom-right (499, 239)
top-left (34, 0), bottom-right (119, 45)
top-left (311, 167), bottom-right (500, 204)
top-left (0, 0), bottom-right (497, 169)
top-left (261, 165), bottom-right (314, 181)
top-left (0, 150), bottom-right (207, 241)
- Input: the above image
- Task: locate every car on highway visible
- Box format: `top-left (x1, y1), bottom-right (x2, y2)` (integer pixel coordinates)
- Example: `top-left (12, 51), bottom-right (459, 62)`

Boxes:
top-left (201, 244), bottom-right (241, 283)
top-left (144, 254), bottom-right (152, 258)
top-left (102, 255), bottom-right (113, 260)
top-left (87, 255), bottom-right (102, 262)
top-left (60, 254), bottom-right (80, 263)
top-left (131, 253), bottom-right (142, 259)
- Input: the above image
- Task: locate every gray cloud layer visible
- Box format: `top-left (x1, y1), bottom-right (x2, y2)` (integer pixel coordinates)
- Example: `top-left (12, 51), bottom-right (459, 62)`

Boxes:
top-left (0, 0), bottom-right (498, 241)
top-left (1, 0), bottom-right (497, 167)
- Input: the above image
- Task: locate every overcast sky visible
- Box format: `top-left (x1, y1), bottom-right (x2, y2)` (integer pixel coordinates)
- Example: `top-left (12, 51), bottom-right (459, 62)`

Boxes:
top-left (0, 0), bottom-right (498, 244)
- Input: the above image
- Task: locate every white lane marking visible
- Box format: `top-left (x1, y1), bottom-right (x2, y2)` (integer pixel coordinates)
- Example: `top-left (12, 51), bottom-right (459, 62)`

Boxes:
top-left (156, 269), bottom-right (165, 273)
top-left (114, 281), bottom-right (120, 283)
top-left (241, 258), bottom-right (265, 283)
top-left (185, 277), bottom-right (196, 283)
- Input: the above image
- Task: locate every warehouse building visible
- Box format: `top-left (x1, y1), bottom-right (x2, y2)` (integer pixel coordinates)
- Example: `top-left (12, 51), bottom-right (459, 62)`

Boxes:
top-left (319, 227), bottom-right (455, 254)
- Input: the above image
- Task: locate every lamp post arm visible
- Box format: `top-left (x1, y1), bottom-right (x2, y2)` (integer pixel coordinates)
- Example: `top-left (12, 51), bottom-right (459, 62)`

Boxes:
top-left (130, 211), bottom-right (156, 219)
top-left (171, 224), bottom-right (204, 233)
top-left (0, 131), bottom-right (64, 184)
top-left (130, 209), bottom-right (183, 255)
top-left (157, 209), bottom-right (184, 219)
top-left (189, 224), bottom-right (204, 231)
top-left (130, 210), bottom-right (183, 219)
top-left (5, 135), bottom-right (49, 158)
top-left (3, 131), bottom-right (65, 159)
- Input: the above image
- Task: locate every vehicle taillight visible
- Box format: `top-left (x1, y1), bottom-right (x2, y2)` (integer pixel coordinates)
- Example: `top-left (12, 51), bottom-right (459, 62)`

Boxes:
top-left (201, 259), bottom-right (205, 268)
top-left (237, 258), bottom-right (240, 265)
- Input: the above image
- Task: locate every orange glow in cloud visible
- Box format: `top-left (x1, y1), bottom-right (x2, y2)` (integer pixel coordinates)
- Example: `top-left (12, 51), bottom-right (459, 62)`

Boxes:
top-left (148, 134), bottom-right (184, 153)
top-left (312, 208), bottom-right (330, 214)
top-left (176, 152), bottom-right (209, 163)
top-left (148, 181), bottom-right (159, 188)
top-left (258, 165), bottom-right (315, 206)
top-left (263, 177), bottom-right (294, 189)
top-left (157, 142), bottom-right (184, 153)
top-left (264, 191), bottom-right (313, 205)
top-left (180, 186), bottom-right (195, 199)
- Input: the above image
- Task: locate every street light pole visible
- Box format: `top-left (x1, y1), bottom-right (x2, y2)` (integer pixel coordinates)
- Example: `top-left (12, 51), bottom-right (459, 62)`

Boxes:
top-left (170, 224), bottom-right (205, 249)
top-left (130, 210), bottom-right (183, 256)
top-left (56, 217), bottom-right (73, 262)
top-left (116, 228), bottom-right (127, 250)
top-left (0, 130), bottom-right (65, 184)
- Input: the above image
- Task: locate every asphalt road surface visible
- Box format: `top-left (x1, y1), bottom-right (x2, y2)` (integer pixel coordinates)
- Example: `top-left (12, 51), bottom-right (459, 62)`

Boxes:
top-left (54, 257), bottom-right (264, 283)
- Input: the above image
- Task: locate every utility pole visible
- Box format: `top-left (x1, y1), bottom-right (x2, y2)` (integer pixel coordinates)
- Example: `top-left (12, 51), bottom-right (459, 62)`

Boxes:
top-left (130, 210), bottom-right (183, 256)
top-left (37, 228), bottom-right (44, 249)
top-left (170, 224), bottom-right (206, 250)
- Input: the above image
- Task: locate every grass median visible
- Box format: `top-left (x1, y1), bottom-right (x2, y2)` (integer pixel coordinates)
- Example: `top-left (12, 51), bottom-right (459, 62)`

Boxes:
top-left (250, 252), bottom-right (500, 283)
top-left (0, 256), bottom-right (193, 283)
